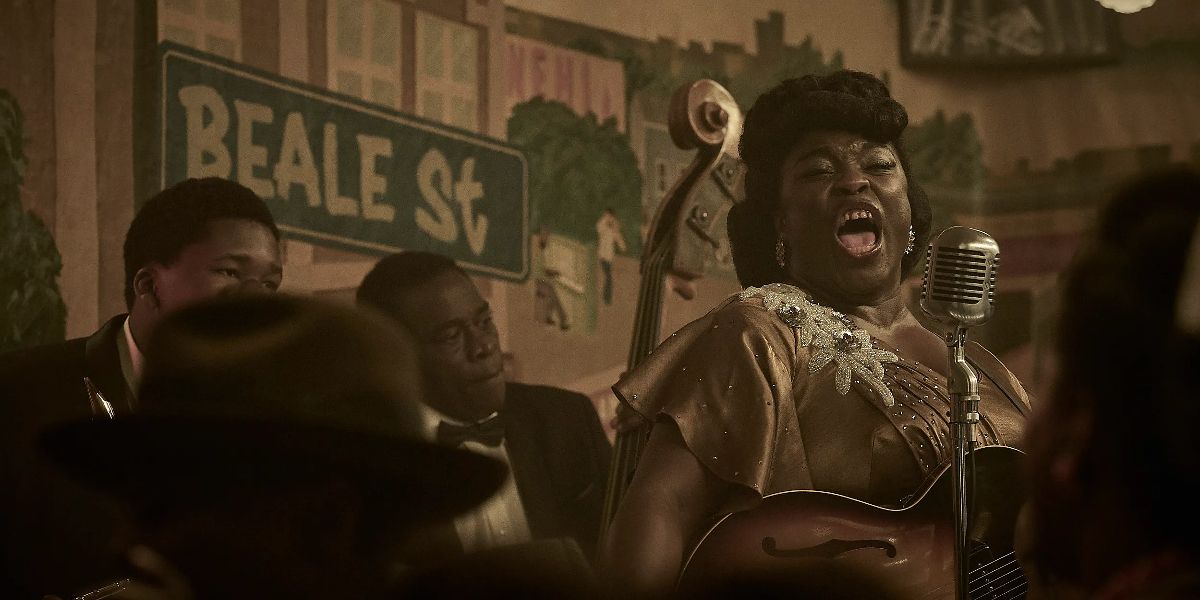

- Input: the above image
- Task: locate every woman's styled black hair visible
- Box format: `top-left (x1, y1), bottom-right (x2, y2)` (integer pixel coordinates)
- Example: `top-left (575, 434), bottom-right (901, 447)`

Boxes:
top-left (728, 70), bottom-right (932, 287)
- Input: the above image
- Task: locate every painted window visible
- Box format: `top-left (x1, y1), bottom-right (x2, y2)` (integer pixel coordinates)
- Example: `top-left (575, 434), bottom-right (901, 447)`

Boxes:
top-left (158, 0), bottom-right (242, 60)
top-left (327, 0), bottom-right (402, 109)
top-left (415, 11), bottom-right (479, 131)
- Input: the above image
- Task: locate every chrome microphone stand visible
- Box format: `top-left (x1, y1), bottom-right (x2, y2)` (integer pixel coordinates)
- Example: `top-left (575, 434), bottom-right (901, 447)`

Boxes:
top-left (921, 225), bottom-right (1001, 600)
top-left (946, 326), bottom-right (979, 600)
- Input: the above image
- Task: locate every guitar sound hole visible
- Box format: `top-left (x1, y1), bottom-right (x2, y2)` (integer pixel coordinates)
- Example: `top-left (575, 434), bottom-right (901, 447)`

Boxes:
top-left (761, 537), bottom-right (898, 559)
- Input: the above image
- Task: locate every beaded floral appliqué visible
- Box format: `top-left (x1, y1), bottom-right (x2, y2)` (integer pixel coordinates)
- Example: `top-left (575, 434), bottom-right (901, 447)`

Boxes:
top-left (740, 283), bottom-right (898, 406)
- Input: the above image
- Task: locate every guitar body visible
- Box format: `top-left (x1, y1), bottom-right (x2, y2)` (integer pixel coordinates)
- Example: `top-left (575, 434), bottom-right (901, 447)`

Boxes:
top-left (679, 446), bottom-right (1028, 600)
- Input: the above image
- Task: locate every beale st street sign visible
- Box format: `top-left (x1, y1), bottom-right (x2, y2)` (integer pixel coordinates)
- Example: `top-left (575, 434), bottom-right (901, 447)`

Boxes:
top-left (160, 43), bottom-right (529, 280)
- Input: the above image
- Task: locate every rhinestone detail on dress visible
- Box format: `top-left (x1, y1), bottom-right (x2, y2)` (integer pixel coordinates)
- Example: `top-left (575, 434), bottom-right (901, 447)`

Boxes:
top-left (741, 283), bottom-right (899, 406)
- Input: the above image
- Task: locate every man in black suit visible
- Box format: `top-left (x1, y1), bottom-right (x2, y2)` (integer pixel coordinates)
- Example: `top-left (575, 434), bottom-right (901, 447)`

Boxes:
top-left (0, 177), bottom-right (282, 598)
top-left (356, 251), bottom-right (611, 559)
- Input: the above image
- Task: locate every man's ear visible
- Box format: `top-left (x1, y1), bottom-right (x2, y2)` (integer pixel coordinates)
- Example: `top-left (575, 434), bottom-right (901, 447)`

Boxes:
top-left (132, 267), bottom-right (160, 309)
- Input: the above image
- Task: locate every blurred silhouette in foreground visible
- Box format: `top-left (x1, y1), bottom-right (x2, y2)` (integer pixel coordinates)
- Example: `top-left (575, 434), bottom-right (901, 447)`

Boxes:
top-left (1024, 168), bottom-right (1200, 599)
top-left (40, 295), bottom-right (506, 599)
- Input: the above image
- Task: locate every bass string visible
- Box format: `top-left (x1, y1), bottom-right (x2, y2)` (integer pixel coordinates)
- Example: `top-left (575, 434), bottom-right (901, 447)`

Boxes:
top-left (969, 558), bottom-right (1027, 599)
top-left (990, 580), bottom-right (1028, 600)
top-left (969, 550), bottom-right (1016, 577)
top-left (969, 558), bottom-right (1021, 592)
top-left (602, 239), bottom-right (673, 530)
top-left (971, 563), bottom-right (1023, 595)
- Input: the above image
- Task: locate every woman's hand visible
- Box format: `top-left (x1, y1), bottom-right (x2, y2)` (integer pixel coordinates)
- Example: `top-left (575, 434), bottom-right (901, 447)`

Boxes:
top-left (609, 402), bottom-right (648, 433)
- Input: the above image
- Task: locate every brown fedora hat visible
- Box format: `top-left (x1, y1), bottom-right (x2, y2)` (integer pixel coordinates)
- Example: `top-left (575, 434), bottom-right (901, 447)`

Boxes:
top-left (40, 294), bottom-right (505, 519)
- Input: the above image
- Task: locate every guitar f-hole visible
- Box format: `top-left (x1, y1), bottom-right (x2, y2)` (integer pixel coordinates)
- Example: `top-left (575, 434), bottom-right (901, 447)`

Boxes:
top-left (761, 537), bottom-right (898, 559)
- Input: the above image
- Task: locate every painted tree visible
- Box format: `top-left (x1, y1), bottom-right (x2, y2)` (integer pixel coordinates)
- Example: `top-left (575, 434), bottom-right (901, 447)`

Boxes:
top-left (507, 97), bottom-right (643, 253)
top-left (904, 109), bottom-right (987, 234)
top-left (0, 90), bottom-right (66, 352)
top-left (905, 109), bottom-right (986, 191)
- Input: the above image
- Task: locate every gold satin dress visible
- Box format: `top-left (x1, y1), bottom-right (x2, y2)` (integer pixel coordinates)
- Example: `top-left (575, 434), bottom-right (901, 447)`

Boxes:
top-left (616, 284), bottom-right (1031, 510)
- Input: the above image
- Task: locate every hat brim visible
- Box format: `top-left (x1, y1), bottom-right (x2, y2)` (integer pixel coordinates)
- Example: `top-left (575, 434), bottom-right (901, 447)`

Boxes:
top-left (40, 415), bottom-right (506, 520)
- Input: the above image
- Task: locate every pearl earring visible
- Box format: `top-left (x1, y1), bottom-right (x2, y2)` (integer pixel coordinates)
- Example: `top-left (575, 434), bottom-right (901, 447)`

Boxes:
top-left (904, 226), bottom-right (916, 255)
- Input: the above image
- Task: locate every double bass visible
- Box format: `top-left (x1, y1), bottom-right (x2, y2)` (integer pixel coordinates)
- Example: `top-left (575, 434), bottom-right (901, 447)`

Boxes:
top-left (598, 79), bottom-right (745, 538)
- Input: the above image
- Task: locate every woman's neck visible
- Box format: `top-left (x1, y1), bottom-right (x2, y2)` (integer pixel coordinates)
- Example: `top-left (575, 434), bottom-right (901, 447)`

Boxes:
top-left (840, 295), bottom-right (911, 329)
top-left (784, 278), bottom-right (949, 376)
top-left (791, 279), bottom-right (911, 330)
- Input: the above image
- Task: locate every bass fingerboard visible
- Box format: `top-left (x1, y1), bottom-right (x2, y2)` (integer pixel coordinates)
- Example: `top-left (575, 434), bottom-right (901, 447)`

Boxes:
top-left (598, 239), bottom-right (673, 540)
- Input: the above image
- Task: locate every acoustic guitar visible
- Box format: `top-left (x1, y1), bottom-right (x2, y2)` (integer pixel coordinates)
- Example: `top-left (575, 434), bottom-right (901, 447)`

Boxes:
top-left (678, 445), bottom-right (1029, 600)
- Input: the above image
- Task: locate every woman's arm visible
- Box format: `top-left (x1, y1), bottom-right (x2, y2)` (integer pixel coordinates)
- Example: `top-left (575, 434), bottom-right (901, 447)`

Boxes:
top-left (597, 419), bottom-right (732, 597)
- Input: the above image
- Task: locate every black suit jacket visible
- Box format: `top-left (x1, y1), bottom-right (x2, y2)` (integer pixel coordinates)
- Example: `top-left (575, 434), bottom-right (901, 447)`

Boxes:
top-left (416, 383), bottom-right (612, 562)
top-left (502, 382), bottom-right (611, 555)
top-left (0, 315), bottom-right (133, 599)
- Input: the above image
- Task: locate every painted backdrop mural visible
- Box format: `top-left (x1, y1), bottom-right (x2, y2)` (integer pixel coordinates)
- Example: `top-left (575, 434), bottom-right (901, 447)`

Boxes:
top-left (2, 0), bottom-right (1198, 436)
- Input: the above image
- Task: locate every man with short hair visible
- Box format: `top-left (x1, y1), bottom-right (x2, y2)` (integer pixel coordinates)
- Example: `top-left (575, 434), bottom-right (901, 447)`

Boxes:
top-left (356, 251), bottom-right (611, 558)
top-left (0, 177), bottom-right (283, 598)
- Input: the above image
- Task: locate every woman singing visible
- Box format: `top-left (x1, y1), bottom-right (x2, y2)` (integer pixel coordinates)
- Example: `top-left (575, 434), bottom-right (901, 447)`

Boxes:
top-left (598, 70), bottom-right (1031, 595)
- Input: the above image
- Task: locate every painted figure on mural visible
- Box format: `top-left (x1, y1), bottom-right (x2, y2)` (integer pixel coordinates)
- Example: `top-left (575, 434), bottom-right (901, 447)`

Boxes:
top-left (598, 71), bottom-right (1031, 596)
top-left (0, 177), bottom-right (282, 599)
top-left (596, 207), bottom-right (627, 306)
top-left (533, 227), bottom-right (580, 331)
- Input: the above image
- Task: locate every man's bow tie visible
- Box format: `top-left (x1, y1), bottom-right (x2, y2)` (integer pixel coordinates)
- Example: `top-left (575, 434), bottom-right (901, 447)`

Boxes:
top-left (436, 414), bottom-right (505, 448)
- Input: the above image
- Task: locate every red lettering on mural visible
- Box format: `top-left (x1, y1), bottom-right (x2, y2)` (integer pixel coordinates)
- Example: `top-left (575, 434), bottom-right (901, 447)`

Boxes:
top-left (581, 60), bottom-right (592, 115)
top-left (503, 36), bottom-right (627, 132)
top-left (555, 55), bottom-right (574, 106)
top-left (507, 42), bottom-right (525, 100)
top-left (531, 47), bottom-right (547, 97)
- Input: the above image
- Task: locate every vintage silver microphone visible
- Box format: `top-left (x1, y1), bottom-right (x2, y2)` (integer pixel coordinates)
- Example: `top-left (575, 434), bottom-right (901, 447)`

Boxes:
top-left (920, 226), bottom-right (1000, 600)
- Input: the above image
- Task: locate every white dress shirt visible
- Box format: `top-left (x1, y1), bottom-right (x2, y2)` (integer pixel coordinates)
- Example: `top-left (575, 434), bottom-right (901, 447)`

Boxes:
top-left (417, 403), bottom-right (532, 553)
top-left (118, 316), bottom-right (145, 400)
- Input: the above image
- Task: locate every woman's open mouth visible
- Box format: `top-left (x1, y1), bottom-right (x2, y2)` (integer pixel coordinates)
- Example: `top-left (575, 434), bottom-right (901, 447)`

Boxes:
top-left (835, 207), bottom-right (882, 257)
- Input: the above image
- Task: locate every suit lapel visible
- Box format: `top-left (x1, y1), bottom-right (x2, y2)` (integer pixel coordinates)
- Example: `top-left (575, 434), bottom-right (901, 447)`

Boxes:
top-left (500, 384), bottom-right (558, 538)
top-left (83, 315), bottom-right (133, 415)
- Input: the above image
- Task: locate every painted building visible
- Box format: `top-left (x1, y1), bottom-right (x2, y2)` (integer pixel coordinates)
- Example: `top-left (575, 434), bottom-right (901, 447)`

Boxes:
top-left (0, 0), bottom-right (515, 341)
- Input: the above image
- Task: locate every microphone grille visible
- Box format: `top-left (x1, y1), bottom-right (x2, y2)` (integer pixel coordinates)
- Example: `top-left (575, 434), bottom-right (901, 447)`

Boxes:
top-left (920, 226), bottom-right (1000, 328)
top-left (928, 246), bottom-right (990, 304)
